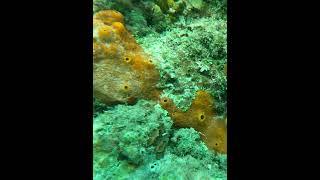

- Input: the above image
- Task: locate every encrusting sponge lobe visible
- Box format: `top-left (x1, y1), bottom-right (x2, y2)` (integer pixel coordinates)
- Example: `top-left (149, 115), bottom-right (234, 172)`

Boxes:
top-left (94, 10), bottom-right (124, 25)
top-left (160, 90), bottom-right (227, 154)
top-left (93, 10), bottom-right (161, 105)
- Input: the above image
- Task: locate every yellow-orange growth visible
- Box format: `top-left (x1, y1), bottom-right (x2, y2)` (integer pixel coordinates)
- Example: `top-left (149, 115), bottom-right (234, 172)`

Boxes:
top-left (160, 90), bottom-right (227, 154)
top-left (93, 10), bottom-right (160, 105)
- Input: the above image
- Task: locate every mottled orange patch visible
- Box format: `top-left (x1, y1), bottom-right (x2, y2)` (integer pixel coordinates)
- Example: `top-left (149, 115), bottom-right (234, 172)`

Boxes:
top-left (93, 42), bottom-right (105, 61)
top-left (119, 81), bottom-right (132, 96)
top-left (93, 10), bottom-right (161, 105)
top-left (123, 55), bottom-right (133, 64)
top-left (131, 54), bottom-right (145, 71)
top-left (94, 10), bottom-right (124, 25)
top-left (203, 120), bottom-right (227, 153)
top-left (98, 25), bottom-right (113, 41)
top-left (160, 91), bottom-right (227, 154)
top-left (112, 22), bottom-right (126, 35)
top-left (104, 43), bottom-right (119, 58)
top-left (124, 42), bottom-right (141, 51)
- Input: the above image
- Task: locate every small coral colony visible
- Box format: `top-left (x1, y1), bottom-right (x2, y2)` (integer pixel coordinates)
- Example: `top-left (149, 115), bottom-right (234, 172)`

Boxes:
top-left (93, 0), bottom-right (227, 178)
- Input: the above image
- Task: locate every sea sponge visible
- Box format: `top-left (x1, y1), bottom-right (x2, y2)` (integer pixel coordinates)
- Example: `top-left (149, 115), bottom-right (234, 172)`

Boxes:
top-left (111, 22), bottom-right (126, 35)
top-left (94, 10), bottom-right (124, 25)
top-left (93, 10), bottom-right (161, 105)
top-left (93, 42), bottom-right (105, 61)
top-left (160, 90), bottom-right (227, 153)
top-left (98, 25), bottom-right (114, 41)
top-left (103, 43), bottom-right (120, 58)
top-left (202, 120), bottom-right (226, 153)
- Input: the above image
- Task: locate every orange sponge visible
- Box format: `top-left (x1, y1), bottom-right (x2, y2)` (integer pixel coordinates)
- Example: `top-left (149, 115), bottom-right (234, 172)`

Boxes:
top-left (98, 25), bottom-right (114, 41)
top-left (111, 22), bottom-right (126, 35)
top-left (93, 10), bottom-right (161, 105)
top-left (94, 10), bottom-right (124, 25)
top-left (160, 90), bottom-right (227, 154)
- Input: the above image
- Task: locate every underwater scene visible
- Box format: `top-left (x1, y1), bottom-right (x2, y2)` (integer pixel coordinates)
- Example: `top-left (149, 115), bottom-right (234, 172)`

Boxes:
top-left (93, 0), bottom-right (227, 179)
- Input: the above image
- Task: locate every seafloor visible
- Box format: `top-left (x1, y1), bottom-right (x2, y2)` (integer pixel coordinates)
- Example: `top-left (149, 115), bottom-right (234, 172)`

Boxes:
top-left (93, 0), bottom-right (227, 179)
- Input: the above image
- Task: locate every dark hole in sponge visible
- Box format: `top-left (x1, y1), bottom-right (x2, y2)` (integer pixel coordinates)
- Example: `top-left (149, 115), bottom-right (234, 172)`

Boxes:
top-left (163, 99), bottom-right (167, 102)
top-left (151, 165), bottom-right (154, 168)
top-left (215, 143), bottom-right (218, 146)
top-left (124, 86), bottom-right (128, 89)
top-left (125, 57), bottom-right (129, 61)
top-left (200, 115), bottom-right (205, 119)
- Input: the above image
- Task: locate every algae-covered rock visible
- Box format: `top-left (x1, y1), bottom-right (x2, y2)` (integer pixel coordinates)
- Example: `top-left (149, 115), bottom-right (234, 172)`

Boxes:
top-left (94, 100), bottom-right (227, 180)
top-left (137, 13), bottom-right (227, 115)
top-left (130, 128), bottom-right (227, 179)
top-left (186, 0), bottom-right (203, 10)
top-left (93, 100), bottom-right (173, 179)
